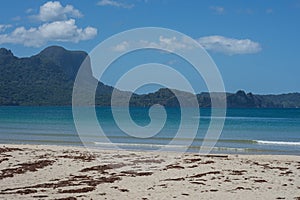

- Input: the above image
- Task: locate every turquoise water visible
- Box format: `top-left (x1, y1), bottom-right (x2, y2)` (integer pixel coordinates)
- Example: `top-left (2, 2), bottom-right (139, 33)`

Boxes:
top-left (0, 106), bottom-right (299, 155)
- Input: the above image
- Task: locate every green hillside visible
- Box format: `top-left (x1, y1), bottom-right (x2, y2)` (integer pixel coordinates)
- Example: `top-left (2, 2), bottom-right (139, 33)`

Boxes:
top-left (0, 46), bottom-right (299, 108)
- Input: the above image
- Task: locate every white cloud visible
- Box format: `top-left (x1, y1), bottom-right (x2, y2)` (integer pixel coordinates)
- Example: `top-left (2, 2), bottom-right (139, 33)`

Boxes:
top-left (0, 24), bottom-right (12, 32)
top-left (140, 36), bottom-right (192, 52)
top-left (112, 36), bottom-right (195, 52)
top-left (158, 36), bottom-right (195, 51)
top-left (166, 59), bottom-right (178, 65)
top-left (112, 35), bottom-right (262, 55)
top-left (26, 8), bottom-right (34, 14)
top-left (197, 35), bottom-right (261, 55)
top-left (0, 1), bottom-right (97, 47)
top-left (33, 1), bottom-right (82, 22)
top-left (97, 0), bottom-right (134, 9)
top-left (210, 6), bottom-right (225, 14)
top-left (112, 41), bottom-right (130, 51)
top-left (0, 19), bottom-right (97, 47)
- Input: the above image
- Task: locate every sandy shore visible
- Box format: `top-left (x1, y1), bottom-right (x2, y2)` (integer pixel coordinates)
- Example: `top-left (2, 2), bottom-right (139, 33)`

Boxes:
top-left (0, 144), bottom-right (299, 200)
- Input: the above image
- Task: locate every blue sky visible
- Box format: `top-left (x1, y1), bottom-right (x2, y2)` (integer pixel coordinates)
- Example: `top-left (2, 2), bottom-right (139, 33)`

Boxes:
top-left (0, 0), bottom-right (300, 94)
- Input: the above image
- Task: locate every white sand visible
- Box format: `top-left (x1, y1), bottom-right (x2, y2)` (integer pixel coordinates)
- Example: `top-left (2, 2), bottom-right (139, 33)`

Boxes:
top-left (0, 144), bottom-right (299, 200)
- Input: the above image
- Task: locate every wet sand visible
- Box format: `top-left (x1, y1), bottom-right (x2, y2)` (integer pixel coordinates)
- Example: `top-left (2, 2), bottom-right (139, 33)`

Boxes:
top-left (0, 144), bottom-right (299, 200)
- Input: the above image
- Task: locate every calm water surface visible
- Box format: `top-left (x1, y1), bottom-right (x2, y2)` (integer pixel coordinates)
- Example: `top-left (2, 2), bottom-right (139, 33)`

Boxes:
top-left (0, 107), bottom-right (299, 155)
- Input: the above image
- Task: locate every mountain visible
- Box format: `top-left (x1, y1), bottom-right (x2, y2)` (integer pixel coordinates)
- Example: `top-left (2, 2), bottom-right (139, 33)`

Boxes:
top-left (38, 46), bottom-right (88, 81)
top-left (130, 89), bottom-right (300, 108)
top-left (0, 46), bottom-right (114, 105)
top-left (0, 46), bottom-right (300, 108)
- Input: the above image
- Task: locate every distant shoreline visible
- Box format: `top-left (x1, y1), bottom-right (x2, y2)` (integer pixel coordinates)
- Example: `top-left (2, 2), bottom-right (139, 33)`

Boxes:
top-left (1, 46), bottom-right (300, 108)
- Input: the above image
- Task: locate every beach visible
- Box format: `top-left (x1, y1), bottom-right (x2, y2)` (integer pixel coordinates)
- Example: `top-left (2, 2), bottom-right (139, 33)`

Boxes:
top-left (0, 144), bottom-right (299, 200)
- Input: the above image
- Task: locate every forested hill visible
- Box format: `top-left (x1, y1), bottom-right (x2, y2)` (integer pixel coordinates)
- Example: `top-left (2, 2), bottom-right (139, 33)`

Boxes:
top-left (0, 46), bottom-right (114, 105)
top-left (0, 46), bottom-right (299, 108)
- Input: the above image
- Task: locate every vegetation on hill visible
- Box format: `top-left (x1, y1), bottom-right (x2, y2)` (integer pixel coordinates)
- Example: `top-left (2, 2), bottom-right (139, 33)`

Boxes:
top-left (0, 46), bottom-right (299, 108)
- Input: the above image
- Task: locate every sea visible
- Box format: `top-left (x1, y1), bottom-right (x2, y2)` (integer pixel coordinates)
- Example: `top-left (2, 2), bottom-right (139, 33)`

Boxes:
top-left (0, 106), bottom-right (299, 155)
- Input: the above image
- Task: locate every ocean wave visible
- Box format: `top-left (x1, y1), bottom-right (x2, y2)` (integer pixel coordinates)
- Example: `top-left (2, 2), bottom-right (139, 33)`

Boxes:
top-left (255, 140), bottom-right (300, 146)
top-left (93, 142), bottom-right (262, 153)
top-left (93, 141), bottom-right (187, 149)
top-left (193, 116), bottom-right (289, 120)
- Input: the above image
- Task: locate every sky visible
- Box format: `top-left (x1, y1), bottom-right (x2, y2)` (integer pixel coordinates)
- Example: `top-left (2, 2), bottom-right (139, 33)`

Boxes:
top-left (0, 0), bottom-right (300, 94)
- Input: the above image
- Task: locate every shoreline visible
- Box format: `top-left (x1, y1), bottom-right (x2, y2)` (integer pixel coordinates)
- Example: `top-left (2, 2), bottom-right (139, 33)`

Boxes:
top-left (0, 143), bottom-right (300, 199)
top-left (1, 141), bottom-right (300, 156)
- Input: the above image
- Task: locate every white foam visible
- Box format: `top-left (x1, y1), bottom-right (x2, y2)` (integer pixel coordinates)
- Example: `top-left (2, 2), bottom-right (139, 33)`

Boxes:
top-left (93, 142), bottom-right (187, 149)
top-left (256, 140), bottom-right (300, 146)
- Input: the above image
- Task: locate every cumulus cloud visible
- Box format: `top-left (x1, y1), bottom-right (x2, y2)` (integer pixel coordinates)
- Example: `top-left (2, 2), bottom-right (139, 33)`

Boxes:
top-left (112, 36), bottom-right (195, 52)
top-left (210, 6), bottom-right (225, 14)
top-left (112, 35), bottom-right (262, 55)
top-left (157, 36), bottom-right (192, 51)
top-left (26, 8), bottom-right (34, 14)
top-left (0, 19), bottom-right (97, 47)
top-left (197, 35), bottom-right (261, 55)
top-left (0, 1), bottom-right (97, 47)
top-left (112, 41), bottom-right (130, 52)
top-left (97, 0), bottom-right (134, 9)
top-left (0, 24), bottom-right (12, 32)
top-left (139, 36), bottom-right (193, 52)
top-left (33, 1), bottom-right (82, 22)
